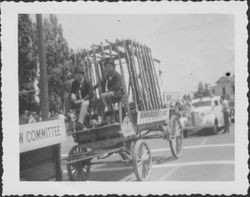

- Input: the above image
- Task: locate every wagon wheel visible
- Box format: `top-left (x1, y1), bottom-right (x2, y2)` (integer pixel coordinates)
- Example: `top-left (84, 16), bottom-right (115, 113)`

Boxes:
top-left (119, 141), bottom-right (134, 163)
top-left (132, 140), bottom-right (152, 181)
top-left (169, 115), bottom-right (183, 159)
top-left (67, 145), bottom-right (91, 181)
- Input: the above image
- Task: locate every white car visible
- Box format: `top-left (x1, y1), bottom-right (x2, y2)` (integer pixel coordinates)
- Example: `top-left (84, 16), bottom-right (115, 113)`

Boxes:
top-left (181, 96), bottom-right (224, 137)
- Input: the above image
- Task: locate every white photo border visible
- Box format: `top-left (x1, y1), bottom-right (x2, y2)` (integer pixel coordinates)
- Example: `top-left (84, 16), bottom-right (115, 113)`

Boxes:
top-left (1, 1), bottom-right (248, 195)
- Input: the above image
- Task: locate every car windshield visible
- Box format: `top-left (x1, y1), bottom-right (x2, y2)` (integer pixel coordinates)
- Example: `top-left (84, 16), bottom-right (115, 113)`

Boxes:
top-left (192, 101), bottom-right (211, 108)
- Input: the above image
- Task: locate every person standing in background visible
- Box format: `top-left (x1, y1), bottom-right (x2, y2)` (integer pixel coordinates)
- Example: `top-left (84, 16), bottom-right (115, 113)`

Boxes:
top-left (221, 95), bottom-right (230, 133)
top-left (19, 110), bottom-right (29, 124)
top-left (28, 112), bottom-right (37, 123)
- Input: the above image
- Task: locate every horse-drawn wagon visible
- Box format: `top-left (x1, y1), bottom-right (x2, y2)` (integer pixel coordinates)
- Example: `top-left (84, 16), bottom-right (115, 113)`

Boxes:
top-left (65, 39), bottom-right (183, 181)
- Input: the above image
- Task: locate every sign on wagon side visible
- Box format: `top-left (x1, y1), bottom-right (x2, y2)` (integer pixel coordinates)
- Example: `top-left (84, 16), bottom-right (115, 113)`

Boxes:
top-left (19, 119), bottom-right (67, 153)
top-left (137, 109), bottom-right (169, 125)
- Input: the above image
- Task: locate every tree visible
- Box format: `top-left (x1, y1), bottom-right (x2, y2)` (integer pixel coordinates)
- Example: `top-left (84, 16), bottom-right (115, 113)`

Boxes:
top-left (18, 14), bottom-right (38, 114)
top-left (19, 14), bottom-right (77, 115)
top-left (194, 81), bottom-right (211, 98)
top-left (182, 94), bottom-right (191, 102)
top-left (43, 15), bottom-right (71, 113)
top-left (203, 83), bottom-right (211, 97)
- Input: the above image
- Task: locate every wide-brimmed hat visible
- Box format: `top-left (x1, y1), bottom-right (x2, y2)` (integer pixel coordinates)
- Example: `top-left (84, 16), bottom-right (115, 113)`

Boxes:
top-left (73, 66), bottom-right (85, 75)
top-left (103, 57), bottom-right (115, 67)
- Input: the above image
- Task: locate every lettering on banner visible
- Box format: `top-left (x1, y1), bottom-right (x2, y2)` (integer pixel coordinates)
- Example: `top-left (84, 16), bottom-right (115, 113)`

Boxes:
top-left (20, 125), bottom-right (61, 144)
top-left (137, 109), bottom-right (169, 125)
top-left (20, 120), bottom-right (66, 153)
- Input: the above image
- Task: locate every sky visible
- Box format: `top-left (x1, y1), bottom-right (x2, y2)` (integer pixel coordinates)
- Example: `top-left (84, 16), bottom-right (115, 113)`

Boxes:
top-left (55, 14), bottom-right (234, 94)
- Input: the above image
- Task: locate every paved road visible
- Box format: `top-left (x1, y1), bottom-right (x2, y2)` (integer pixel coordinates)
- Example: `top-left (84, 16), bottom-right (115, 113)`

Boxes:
top-left (61, 123), bottom-right (234, 181)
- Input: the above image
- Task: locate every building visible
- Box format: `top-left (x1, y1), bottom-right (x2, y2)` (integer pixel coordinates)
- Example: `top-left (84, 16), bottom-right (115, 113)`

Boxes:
top-left (210, 75), bottom-right (235, 99)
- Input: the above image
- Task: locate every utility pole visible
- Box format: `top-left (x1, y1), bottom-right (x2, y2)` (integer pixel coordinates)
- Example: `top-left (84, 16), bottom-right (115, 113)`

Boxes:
top-left (36, 14), bottom-right (49, 120)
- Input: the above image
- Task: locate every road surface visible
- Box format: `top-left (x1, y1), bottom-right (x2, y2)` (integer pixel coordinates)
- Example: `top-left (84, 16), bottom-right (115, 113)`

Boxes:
top-left (61, 123), bottom-right (234, 181)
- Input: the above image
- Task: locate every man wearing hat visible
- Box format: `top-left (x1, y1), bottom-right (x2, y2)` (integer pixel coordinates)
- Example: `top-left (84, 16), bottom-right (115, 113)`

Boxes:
top-left (95, 57), bottom-right (123, 124)
top-left (70, 62), bottom-right (94, 130)
top-left (221, 95), bottom-right (230, 134)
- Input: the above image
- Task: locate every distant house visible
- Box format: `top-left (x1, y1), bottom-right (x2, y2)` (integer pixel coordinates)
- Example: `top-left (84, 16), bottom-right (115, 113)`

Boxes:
top-left (210, 75), bottom-right (235, 99)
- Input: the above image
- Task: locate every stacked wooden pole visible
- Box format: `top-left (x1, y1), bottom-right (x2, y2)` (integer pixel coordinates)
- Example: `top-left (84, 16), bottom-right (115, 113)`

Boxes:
top-left (86, 50), bottom-right (97, 97)
top-left (81, 39), bottom-right (163, 111)
top-left (143, 45), bottom-right (160, 109)
top-left (140, 43), bottom-right (158, 109)
top-left (123, 40), bottom-right (139, 111)
top-left (147, 47), bottom-right (163, 107)
top-left (134, 42), bottom-right (150, 110)
top-left (127, 40), bottom-right (145, 110)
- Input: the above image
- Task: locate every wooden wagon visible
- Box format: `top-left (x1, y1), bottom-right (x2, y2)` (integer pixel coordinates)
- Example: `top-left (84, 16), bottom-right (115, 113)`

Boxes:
top-left (64, 39), bottom-right (183, 181)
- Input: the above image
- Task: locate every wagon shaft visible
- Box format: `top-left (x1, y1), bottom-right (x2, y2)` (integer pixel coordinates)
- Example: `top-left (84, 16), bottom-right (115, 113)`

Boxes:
top-left (65, 147), bottom-right (122, 165)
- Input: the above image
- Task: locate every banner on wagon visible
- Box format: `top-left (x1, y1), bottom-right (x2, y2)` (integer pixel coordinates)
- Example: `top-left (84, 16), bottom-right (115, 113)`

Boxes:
top-left (19, 119), bottom-right (67, 153)
top-left (137, 109), bottom-right (169, 125)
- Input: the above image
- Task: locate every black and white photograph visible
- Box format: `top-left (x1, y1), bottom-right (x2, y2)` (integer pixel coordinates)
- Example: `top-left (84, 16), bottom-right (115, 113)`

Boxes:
top-left (1, 1), bottom-right (248, 196)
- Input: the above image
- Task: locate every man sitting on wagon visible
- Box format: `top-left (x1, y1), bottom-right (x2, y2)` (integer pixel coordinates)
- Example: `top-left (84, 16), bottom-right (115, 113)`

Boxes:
top-left (94, 57), bottom-right (124, 124)
top-left (70, 64), bottom-right (94, 130)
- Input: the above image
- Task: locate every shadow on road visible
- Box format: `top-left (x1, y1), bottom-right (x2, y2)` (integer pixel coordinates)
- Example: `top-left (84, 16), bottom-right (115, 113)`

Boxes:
top-left (187, 127), bottom-right (225, 138)
top-left (152, 155), bottom-right (176, 165)
top-left (83, 155), bottom-right (176, 181)
top-left (89, 168), bottom-right (134, 181)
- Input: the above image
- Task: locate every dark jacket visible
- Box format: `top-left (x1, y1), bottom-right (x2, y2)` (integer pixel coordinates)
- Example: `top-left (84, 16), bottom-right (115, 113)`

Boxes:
top-left (71, 79), bottom-right (94, 100)
top-left (94, 71), bottom-right (123, 103)
top-left (107, 71), bottom-right (123, 92)
top-left (97, 71), bottom-right (123, 93)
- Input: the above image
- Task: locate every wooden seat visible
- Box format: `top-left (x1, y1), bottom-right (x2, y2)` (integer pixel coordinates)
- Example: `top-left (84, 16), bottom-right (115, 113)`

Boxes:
top-left (106, 94), bottom-right (129, 123)
top-left (117, 95), bottom-right (131, 123)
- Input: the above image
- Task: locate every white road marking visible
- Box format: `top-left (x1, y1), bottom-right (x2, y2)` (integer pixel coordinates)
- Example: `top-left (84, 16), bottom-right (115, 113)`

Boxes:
top-left (151, 143), bottom-right (234, 153)
top-left (61, 154), bottom-right (68, 158)
top-left (185, 143), bottom-right (234, 149)
top-left (63, 160), bottom-right (234, 174)
top-left (157, 137), bottom-right (208, 181)
top-left (199, 138), bottom-right (208, 146)
top-left (158, 166), bottom-right (180, 181)
top-left (61, 143), bottom-right (234, 158)
top-left (150, 148), bottom-right (170, 152)
top-left (153, 160), bottom-right (234, 169)
top-left (119, 173), bottom-right (135, 181)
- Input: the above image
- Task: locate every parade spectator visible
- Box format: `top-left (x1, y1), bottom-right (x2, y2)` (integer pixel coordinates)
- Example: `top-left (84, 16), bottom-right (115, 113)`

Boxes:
top-left (28, 112), bottom-right (37, 123)
top-left (64, 71), bottom-right (74, 115)
top-left (221, 95), bottom-right (230, 133)
top-left (37, 115), bottom-right (42, 122)
top-left (57, 109), bottom-right (66, 121)
top-left (37, 111), bottom-right (42, 122)
top-left (19, 110), bottom-right (29, 124)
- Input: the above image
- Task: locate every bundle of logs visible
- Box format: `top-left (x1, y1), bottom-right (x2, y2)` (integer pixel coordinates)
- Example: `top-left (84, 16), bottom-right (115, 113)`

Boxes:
top-left (78, 39), bottom-right (163, 111)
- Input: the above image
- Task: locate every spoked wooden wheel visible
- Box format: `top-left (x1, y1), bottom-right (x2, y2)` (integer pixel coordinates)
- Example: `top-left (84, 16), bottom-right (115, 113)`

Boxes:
top-left (67, 145), bottom-right (91, 181)
top-left (132, 140), bottom-right (152, 181)
top-left (169, 115), bottom-right (183, 159)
